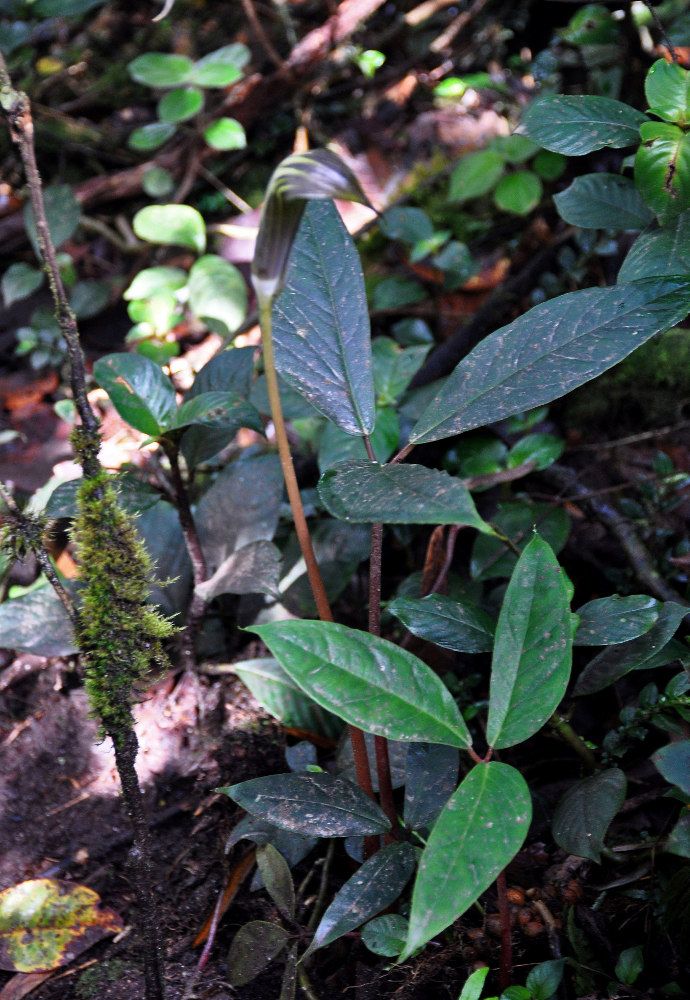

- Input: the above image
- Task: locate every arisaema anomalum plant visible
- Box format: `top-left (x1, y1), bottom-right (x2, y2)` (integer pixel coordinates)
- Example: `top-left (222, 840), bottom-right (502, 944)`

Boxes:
top-left (250, 148), bottom-right (378, 800)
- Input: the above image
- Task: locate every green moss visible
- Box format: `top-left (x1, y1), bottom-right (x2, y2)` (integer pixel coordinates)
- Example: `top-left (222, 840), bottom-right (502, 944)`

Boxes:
top-left (72, 471), bottom-right (175, 738)
top-left (75, 959), bottom-right (131, 999)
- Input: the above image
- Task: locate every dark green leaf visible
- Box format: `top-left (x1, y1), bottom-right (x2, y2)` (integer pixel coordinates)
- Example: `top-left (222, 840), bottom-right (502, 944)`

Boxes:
top-left (128, 52), bottom-right (193, 86)
top-left (402, 762), bottom-right (531, 959)
top-left (69, 280), bottom-right (110, 320)
top-left (2, 262), bottom-right (43, 306)
top-left (219, 772), bottom-right (390, 836)
top-left (526, 959), bottom-right (566, 999)
top-left (371, 276), bottom-right (425, 310)
top-left (554, 174), bottom-right (654, 230)
top-left (280, 521), bottom-right (371, 617)
top-left (250, 620), bottom-right (473, 748)
top-left (506, 432), bottom-right (563, 470)
top-left (666, 812), bottom-right (690, 857)
top-left (272, 201), bottom-right (375, 435)
top-left (187, 346), bottom-right (254, 399)
top-left (226, 814), bottom-right (318, 868)
top-left (552, 768), bottom-right (626, 862)
top-left (486, 535), bottom-right (572, 749)
top-left (135, 501), bottom-right (192, 616)
top-left (232, 658), bottom-right (343, 739)
top-left (573, 602), bottom-right (688, 695)
top-left (560, 4), bottom-right (618, 45)
top-left (203, 117), bottom-right (246, 150)
top-left (318, 460), bottom-right (493, 532)
top-left (493, 171), bottom-right (542, 215)
top-left (532, 150), bottom-right (567, 181)
top-left (305, 842), bottom-right (415, 956)
top-left (318, 408), bottom-right (399, 472)
top-left (372, 338), bottom-right (430, 405)
top-left (635, 122), bottom-right (690, 224)
top-left (404, 743), bottom-right (459, 830)
top-left (520, 95), bottom-right (647, 154)
top-left (388, 594), bottom-right (495, 653)
top-left (0, 585), bottom-right (77, 656)
top-left (491, 134), bottom-right (541, 163)
top-left (195, 454), bottom-right (283, 574)
top-left (380, 207), bottom-right (434, 243)
top-left (574, 595), bottom-right (662, 645)
top-left (190, 43), bottom-right (250, 87)
top-left (646, 58), bottom-right (690, 126)
top-left (24, 185), bottom-right (81, 259)
top-left (335, 732), bottom-right (408, 794)
top-left (618, 211), bottom-right (690, 281)
top-left (188, 254), bottom-right (247, 337)
top-left (615, 946), bottom-right (644, 986)
top-left (93, 353), bottom-right (176, 436)
top-left (652, 741), bottom-right (690, 794)
top-left (361, 914), bottom-right (409, 957)
top-left (226, 921), bottom-right (289, 988)
top-left (133, 204), bottom-right (206, 254)
top-left (256, 845), bottom-right (295, 920)
top-left (410, 279), bottom-right (690, 444)
top-left (195, 540), bottom-right (282, 600)
top-left (471, 500), bottom-right (570, 580)
top-left (449, 150), bottom-right (505, 202)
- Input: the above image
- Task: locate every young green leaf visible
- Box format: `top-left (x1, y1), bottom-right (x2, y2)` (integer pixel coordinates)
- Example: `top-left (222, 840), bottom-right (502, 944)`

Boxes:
top-left (635, 122), bottom-right (690, 224)
top-left (304, 842), bottom-right (416, 957)
top-left (128, 52), bottom-right (193, 87)
top-left (493, 171), bottom-right (542, 215)
top-left (226, 921), bottom-right (290, 988)
top-left (272, 200), bottom-right (375, 435)
top-left (188, 254), bottom-right (247, 337)
top-left (203, 117), bottom-right (246, 150)
top-left (133, 204), bottom-right (206, 254)
top-left (486, 535), bottom-right (572, 749)
top-left (93, 353), bottom-right (176, 436)
top-left (157, 86), bottom-right (203, 123)
top-left (189, 43), bottom-right (250, 87)
top-left (218, 772), bottom-right (391, 836)
top-left (449, 150), bottom-right (505, 202)
top-left (388, 594), bottom-right (495, 654)
top-left (645, 58), bottom-right (690, 126)
top-left (250, 620), bottom-right (473, 748)
top-left (456, 966), bottom-right (490, 1000)
top-left (128, 122), bottom-right (177, 151)
top-left (520, 95), bottom-right (647, 154)
top-left (318, 460), bottom-right (494, 532)
top-left (552, 768), bottom-right (626, 862)
top-left (401, 762), bottom-right (531, 960)
top-left (574, 595), bottom-right (662, 646)
top-left (2, 262), bottom-right (43, 306)
top-left (615, 946), bottom-right (644, 986)
top-left (554, 174), bottom-right (654, 230)
top-left (526, 959), bottom-right (566, 999)
top-left (409, 278), bottom-right (690, 444)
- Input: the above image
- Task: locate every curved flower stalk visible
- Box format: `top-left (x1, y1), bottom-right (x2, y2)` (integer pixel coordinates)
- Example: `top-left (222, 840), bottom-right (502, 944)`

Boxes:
top-left (251, 149), bottom-right (376, 799)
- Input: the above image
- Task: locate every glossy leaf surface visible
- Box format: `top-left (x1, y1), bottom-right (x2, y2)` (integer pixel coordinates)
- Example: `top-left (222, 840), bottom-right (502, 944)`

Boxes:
top-left (635, 122), bottom-right (690, 224)
top-left (251, 620), bottom-right (473, 748)
top-left (133, 203), bottom-right (206, 253)
top-left (388, 594), bottom-right (495, 653)
top-left (232, 658), bottom-right (342, 739)
top-left (219, 772), bottom-right (390, 836)
top-left (305, 842), bottom-right (416, 956)
top-left (554, 174), bottom-right (653, 230)
top-left (167, 391), bottom-right (262, 434)
top-left (93, 353), bottom-right (176, 436)
top-left (402, 762), bottom-right (531, 959)
top-left (574, 595), bottom-right (662, 646)
top-left (646, 58), bottom-right (690, 125)
top-left (486, 535), bottom-right (572, 749)
top-left (521, 95), bottom-right (647, 154)
top-left (272, 201), bottom-right (374, 435)
top-left (0, 880), bottom-right (123, 973)
top-left (552, 768), bottom-right (626, 862)
top-left (361, 914), bottom-right (409, 957)
top-left (618, 211), bottom-right (690, 281)
top-left (573, 601), bottom-right (688, 695)
top-left (410, 279), bottom-right (690, 444)
top-left (319, 460), bottom-right (493, 532)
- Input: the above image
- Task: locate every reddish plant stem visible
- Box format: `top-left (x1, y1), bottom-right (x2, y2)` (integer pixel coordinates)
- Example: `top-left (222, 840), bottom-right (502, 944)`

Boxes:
top-left (496, 869), bottom-right (513, 992)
